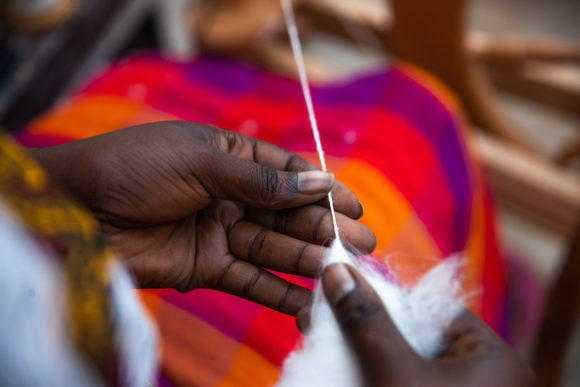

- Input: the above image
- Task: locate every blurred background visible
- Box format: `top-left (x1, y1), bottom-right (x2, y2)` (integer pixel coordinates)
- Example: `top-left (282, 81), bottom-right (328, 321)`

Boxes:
top-left (1, 0), bottom-right (578, 385)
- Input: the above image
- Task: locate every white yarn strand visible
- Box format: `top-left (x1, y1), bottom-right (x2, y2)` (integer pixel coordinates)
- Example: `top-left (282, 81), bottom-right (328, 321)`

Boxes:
top-left (280, 0), bottom-right (340, 239)
top-left (277, 4), bottom-right (470, 387)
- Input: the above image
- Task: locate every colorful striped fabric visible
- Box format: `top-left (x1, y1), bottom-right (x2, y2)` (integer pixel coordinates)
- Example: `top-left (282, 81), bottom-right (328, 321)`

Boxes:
top-left (17, 54), bottom-right (507, 386)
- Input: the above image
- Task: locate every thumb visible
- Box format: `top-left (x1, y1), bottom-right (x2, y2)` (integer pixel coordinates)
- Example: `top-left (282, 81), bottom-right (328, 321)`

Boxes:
top-left (322, 263), bottom-right (423, 385)
top-left (202, 150), bottom-right (334, 209)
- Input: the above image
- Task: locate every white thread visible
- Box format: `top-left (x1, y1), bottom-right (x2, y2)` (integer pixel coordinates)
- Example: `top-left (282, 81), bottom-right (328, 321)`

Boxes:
top-left (281, 0), bottom-right (340, 240)
top-left (277, 5), bottom-right (471, 386)
top-left (277, 5), bottom-right (472, 386)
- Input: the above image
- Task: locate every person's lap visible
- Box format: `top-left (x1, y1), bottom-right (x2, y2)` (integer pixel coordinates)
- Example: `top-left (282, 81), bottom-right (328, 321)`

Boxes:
top-left (17, 54), bottom-right (507, 386)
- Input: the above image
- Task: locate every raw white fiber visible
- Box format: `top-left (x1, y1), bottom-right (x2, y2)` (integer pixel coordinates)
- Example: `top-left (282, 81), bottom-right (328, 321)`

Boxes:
top-left (276, 241), bottom-right (467, 387)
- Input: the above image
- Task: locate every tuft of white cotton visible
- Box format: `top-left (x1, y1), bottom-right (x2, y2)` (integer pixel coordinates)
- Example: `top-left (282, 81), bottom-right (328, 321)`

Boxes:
top-left (277, 241), bottom-right (467, 387)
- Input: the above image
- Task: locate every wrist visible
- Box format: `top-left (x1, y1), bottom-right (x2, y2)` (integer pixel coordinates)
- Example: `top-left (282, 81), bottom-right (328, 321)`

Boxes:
top-left (27, 145), bottom-right (70, 184)
top-left (26, 142), bottom-right (98, 206)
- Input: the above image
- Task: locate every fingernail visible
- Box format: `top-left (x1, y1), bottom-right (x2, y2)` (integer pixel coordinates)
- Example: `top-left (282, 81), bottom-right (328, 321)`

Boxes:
top-left (297, 171), bottom-right (334, 194)
top-left (323, 263), bottom-right (356, 304)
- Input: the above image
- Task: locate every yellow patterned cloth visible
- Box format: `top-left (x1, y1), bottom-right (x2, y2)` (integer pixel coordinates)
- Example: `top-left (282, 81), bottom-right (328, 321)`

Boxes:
top-left (0, 131), bottom-right (117, 382)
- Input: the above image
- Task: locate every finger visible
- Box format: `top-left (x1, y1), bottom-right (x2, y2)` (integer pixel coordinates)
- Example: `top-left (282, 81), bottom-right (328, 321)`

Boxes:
top-left (296, 306), bottom-right (311, 334)
top-left (249, 137), bottom-right (363, 219)
top-left (246, 205), bottom-right (376, 255)
top-left (213, 256), bottom-right (312, 315)
top-left (322, 264), bottom-right (422, 384)
top-left (442, 310), bottom-right (513, 359)
top-left (199, 149), bottom-right (335, 209)
top-left (438, 311), bottom-right (535, 386)
top-left (228, 221), bottom-right (326, 277)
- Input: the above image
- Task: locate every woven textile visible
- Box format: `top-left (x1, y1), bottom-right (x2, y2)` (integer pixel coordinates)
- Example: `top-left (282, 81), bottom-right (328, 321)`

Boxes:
top-left (17, 54), bottom-right (507, 386)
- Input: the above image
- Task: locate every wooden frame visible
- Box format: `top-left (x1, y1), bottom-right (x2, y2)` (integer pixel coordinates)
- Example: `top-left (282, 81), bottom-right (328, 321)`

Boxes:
top-left (194, 1), bottom-right (580, 385)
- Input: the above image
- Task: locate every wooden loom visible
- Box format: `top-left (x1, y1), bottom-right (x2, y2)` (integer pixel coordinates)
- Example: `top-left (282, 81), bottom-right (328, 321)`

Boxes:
top-left (192, 0), bottom-right (580, 386)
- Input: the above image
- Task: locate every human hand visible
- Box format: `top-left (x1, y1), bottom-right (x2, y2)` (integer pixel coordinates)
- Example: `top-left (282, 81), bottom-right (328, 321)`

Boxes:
top-left (320, 263), bottom-right (534, 387)
top-left (30, 121), bottom-right (375, 315)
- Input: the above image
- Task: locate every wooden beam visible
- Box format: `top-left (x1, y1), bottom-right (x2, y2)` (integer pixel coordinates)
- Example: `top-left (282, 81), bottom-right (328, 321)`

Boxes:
top-left (483, 61), bottom-right (580, 118)
top-left (474, 131), bottom-right (580, 237)
top-left (298, 0), bottom-right (392, 52)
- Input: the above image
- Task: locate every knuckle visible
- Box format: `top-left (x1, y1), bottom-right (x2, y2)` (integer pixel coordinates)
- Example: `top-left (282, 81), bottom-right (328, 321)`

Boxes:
top-left (276, 283), bottom-right (293, 312)
top-left (241, 269), bottom-right (261, 299)
top-left (203, 128), bottom-right (224, 149)
top-left (203, 127), bottom-right (241, 154)
top-left (273, 209), bottom-right (290, 233)
top-left (313, 211), bottom-right (327, 242)
top-left (255, 165), bottom-right (280, 205)
top-left (294, 244), bottom-right (308, 274)
top-left (248, 228), bottom-right (268, 261)
top-left (223, 131), bottom-right (241, 153)
top-left (283, 154), bottom-right (301, 171)
top-left (339, 293), bottom-right (382, 332)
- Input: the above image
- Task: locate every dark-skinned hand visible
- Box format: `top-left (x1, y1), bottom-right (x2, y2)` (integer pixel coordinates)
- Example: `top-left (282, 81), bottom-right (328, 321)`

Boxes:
top-left (29, 121), bottom-right (376, 315)
top-left (317, 263), bottom-right (535, 387)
